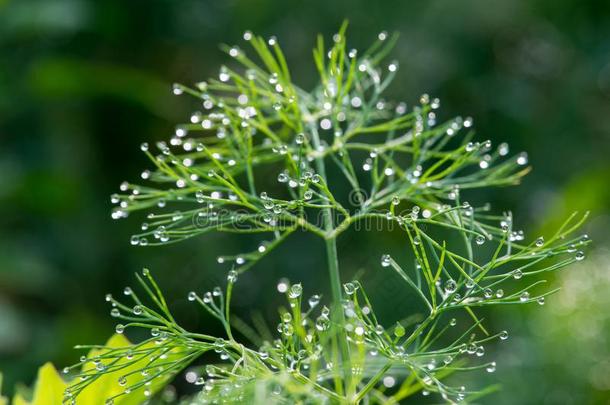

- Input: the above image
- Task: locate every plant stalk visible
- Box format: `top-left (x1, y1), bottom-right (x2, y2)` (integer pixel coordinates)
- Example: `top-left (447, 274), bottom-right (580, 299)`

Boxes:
top-left (325, 235), bottom-right (352, 398)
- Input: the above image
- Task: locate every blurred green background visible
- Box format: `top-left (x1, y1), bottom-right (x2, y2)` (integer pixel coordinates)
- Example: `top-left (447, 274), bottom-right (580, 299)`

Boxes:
top-left (1, 0), bottom-right (609, 403)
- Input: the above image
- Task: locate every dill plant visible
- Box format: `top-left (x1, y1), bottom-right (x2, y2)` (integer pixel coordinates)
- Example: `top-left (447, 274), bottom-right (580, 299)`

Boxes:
top-left (66, 23), bottom-right (590, 404)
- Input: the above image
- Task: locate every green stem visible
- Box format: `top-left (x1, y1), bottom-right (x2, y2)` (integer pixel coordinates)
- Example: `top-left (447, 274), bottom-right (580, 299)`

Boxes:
top-left (308, 121), bottom-right (352, 400)
top-left (325, 236), bottom-right (352, 396)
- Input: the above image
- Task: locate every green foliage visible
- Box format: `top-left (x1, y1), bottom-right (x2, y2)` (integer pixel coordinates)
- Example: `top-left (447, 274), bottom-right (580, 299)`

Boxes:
top-left (67, 23), bottom-right (590, 404)
top-left (0, 335), bottom-right (165, 405)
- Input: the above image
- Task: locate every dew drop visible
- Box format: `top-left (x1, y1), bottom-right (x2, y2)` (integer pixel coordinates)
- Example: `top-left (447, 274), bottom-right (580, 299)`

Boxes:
top-left (172, 83), bottom-right (183, 95)
top-left (308, 295), bottom-right (321, 308)
top-left (444, 279), bottom-right (457, 294)
top-left (315, 315), bottom-right (330, 331)
top-left (277, 173), bottom-right (289, 183)
top-left (520, 292), bottom-right (530, 302)
top-left (227, 270), bottom-right (238, 283)
top-left (575, 251), bottom-right (585, 261)
top-left (289, 283), bottom-right (302, 299)
top-left (394, 323), bottom-right (405, 337)
top-left (383, 376), bottom-right (396, 388)
top-left (277, 279), bottom-right (289, 293)
top-left (381, 254), bottom-right (391, 267)
top-left (343, 282), bottom-right (357, 295)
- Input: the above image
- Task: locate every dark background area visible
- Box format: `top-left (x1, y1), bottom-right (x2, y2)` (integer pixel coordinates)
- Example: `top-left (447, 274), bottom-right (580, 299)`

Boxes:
top-left (1, 0), bottom-right (609, 403)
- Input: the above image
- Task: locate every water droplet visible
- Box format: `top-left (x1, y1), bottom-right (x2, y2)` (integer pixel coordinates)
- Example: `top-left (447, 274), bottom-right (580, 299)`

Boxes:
top-left (486, 362), bottom-right (496, 373)
top-left (188, 292), bottom-right (197, 302)
top-left (496, 289), bottom-right (504, 298)
top-left (383, 376), bottom-right (396, 388)
top-left (475, 235), bottom-right (485, 245)
top-left (444, 279), bottom-right (457, 294)
top-left (343, 282), bottom-right (357, 295)
top-left (123, 287), bottom-right (132, 296)
top-left (394, 323), bottom-right (405, 337)
top-left (499, 330), bottom-right (509, 340)
top-left (513, 269), bottom-right (523, 279)
top-left (535, 237), bottom-right (544, 247)
top-left (115, 324), bottom-right (125, 334)
top-left (391, 196), bottom-right (400, 206)
top-left (381, 254), bottom-right (391, 267)
top-left (277, 279), bottom-right (289, 293)
top-left (281, 312), bottom-right (292, 323)
top-left (315, 315), bottom-right (330, 331)
top-left (133, 305), bottom-right (143, 315)
top-left (537, 297), bottom-right (545, 305)
top-left (289, 283), bottom-right (302, 299)
top-left (277, 173), bottom-right (289, 183)
top-left (520, 292), bottom-right (530, 302)
top-left (484, 288), bottom-right (493, 298)
top-left (172, 83), bottom-right (183, 95)
top-left (575, 251), bottom-right (585, 261)
top-left (498, 142), bottom-right (509, 156)
top-left (517, 152), bottom-right (528, 166)
top-left (308, 295), bottom-right (321, 308)
top-left (227, 270), bottom-right (238, 283)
